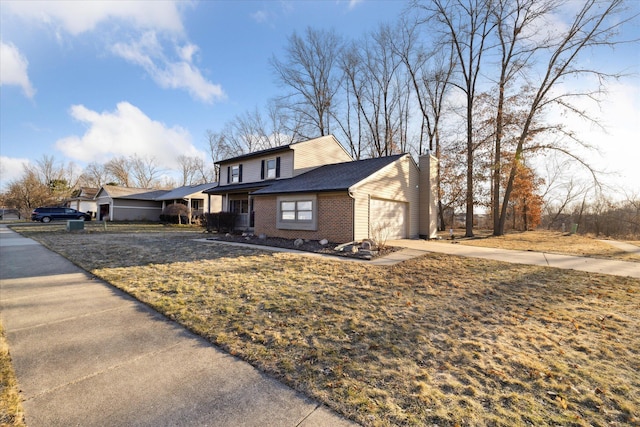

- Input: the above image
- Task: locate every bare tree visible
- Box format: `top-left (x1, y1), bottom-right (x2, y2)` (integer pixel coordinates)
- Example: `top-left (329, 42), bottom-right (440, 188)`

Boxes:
top-left (105, 156), bottom-right (132, 187)
top-left (271, 27), bottom-right (343, 139)
top-left (489, 0), bottom-right (555, 234)
top-left (497, 0), bottom-right (633, 235)
top-left (337, 40), bottom-right (367, 159)
top-left (5, 168), bottom-right (55, 216)
top-left (130, 155), bottom-right (161, 188)
top-left (393, 18), bottom-right (456, 229)
top-left (416, 0), bottom-right (497, 237)
top-left (80, 162), bottom-right (111, 188)
top-left (177, 155), bottom-right (203, 186)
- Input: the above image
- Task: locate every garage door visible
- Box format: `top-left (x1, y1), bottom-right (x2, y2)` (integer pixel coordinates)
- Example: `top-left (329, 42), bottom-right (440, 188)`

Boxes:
top-left (370, 198), bottom-right (407, 240)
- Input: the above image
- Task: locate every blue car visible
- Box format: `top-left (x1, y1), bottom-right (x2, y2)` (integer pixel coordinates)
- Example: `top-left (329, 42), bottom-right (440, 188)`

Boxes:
top-left (31, 207), bottom-right (91, 223)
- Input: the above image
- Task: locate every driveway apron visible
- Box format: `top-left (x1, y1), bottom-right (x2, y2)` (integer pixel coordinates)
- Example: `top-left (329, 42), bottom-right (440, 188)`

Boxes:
top-left (0, 225), bottom-right (355, 427)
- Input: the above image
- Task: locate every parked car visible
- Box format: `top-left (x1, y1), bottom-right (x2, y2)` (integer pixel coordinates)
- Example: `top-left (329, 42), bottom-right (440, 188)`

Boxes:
top-left (31, 207), bottom-right (91, 223)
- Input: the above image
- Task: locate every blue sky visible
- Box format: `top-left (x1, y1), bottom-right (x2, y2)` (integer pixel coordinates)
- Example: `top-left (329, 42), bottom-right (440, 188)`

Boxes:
top-left (1, 0), bottom-right (639, 197)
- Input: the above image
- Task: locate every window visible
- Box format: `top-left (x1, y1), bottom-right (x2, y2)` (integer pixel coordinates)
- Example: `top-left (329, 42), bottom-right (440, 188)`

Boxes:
top-left (276, 195), bottom-right (317, 231)
top-left (231, 165), bottom-right (240, 183)
top-left (230, 199), bottom-right (249, 214)
top-left (266, 159), bottom-right (277, 179)
top-left (261, 157), bottom-right (280, 180)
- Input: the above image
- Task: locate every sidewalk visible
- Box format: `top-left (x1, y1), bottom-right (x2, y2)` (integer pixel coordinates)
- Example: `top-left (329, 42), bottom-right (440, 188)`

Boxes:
top-left (387, 239), bottom-right (640, 279)
top-left (0, 226), bottom-right (356, 427)
top-left (198, 237), bottom-right (640, 277)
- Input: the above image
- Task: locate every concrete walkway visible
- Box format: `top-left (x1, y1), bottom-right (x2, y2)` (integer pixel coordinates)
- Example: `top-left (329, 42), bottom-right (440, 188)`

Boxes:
top-left (597, 239), bottom-right (640, 255)
top-left (199, 237), bottom-right (640, 277)
top-left (0, 226), bottom-right (356, 427)
top-left (387, 239), bottom-right (640, 279)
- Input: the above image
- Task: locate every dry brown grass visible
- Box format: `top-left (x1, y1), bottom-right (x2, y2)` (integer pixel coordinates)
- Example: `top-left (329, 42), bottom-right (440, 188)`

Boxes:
top-left (0, 322), bottom-right (26, 427)
top-left (8, 225), bottom-right (640, 426)
top-left (440, 230), bottom-right (640, 262)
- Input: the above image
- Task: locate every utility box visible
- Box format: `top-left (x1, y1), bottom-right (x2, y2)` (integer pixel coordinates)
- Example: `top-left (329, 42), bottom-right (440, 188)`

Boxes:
top-left (67, 220), bottom-right (85, 231)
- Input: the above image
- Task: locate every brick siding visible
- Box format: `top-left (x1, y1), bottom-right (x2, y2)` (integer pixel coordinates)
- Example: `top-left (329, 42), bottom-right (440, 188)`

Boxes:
top-left (254, 193), bottom-right (354, 243)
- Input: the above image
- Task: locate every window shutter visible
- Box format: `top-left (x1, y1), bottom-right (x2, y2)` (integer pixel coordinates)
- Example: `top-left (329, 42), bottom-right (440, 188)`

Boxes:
top-left (276, 157), bottom-right (281, 178)
top-left (239, 164), bottom-right (243, 182)
top-left (226, 166), bottom-right (230, 184)
top-left (261, 160), bottom-right (265, 180)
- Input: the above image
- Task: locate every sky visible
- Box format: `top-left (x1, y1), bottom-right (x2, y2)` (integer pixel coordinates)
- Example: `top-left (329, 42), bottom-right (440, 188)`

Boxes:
top-left (1, 0), bottom-right (639, 198)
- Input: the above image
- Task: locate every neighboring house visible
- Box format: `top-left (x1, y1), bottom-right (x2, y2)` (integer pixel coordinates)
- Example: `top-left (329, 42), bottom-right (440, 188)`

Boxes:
top-left (0, 208), bottom-right (21, 220)
top-left (205, 135), bottom-right (438, 242)
top-left (66, 187), bottom-right (98, 217)
top-left (95, 184), bottom-right (220, 221)
top-left (95, 186), bottom-right (167, 221)
top-left (155, 183), bottom-right (221, 221)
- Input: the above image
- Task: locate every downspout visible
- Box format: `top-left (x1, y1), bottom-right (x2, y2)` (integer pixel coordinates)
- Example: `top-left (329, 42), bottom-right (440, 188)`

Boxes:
top-left (348, 189), bottom-right (357, 241)
top-left (187, 197), bottom-right (192, 225)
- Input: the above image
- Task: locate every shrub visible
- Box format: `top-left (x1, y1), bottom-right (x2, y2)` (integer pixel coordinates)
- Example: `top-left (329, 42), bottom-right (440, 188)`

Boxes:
top-left (161, 204), bottom-right (189, 224)
top-left (203, 212), bottom-right (237, 232)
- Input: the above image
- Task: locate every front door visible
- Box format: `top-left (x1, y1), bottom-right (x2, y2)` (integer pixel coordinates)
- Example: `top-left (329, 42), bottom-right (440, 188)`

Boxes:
top-left (229, 197), bottom-right (249, 229)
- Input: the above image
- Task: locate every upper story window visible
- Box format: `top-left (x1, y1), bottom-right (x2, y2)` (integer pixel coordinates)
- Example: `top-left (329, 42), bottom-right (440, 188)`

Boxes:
top-left (266, 159), bottom-right (277, 179)
top-left (227, 164), bottom-right (242, 184)
top-left (261, 157), bottom-right (280, 180)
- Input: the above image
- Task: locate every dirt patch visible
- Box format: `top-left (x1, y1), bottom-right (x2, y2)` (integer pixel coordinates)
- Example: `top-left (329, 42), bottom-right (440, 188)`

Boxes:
top-left (206, 233), bottom-right (400, 260)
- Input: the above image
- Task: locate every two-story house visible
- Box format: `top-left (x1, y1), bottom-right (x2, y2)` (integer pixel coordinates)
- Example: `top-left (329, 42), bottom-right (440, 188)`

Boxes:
top-left (204, 135), bottom-right (438, 243)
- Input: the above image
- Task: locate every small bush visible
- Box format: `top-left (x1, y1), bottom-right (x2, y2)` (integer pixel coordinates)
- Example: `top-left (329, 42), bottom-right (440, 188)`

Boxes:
top-left (161, 204), bottom-right (189, 224)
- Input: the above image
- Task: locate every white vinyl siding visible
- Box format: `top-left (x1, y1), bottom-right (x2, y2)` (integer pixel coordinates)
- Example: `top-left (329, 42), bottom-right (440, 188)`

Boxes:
top-left (291, 135), bottom-right (352, 176)
top-left (219, 151), bottom-right (294, 185)
top-left (351, 155), bottom-right (419, 239)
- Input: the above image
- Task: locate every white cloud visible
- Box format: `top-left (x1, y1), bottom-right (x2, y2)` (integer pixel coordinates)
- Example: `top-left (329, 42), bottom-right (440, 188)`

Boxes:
top-left (543, 77), bottom-right (640, 196)
top-left (5, 0), bottom-right (222, 102)
top-left (55, 102), bottom-right (204, 170)
top-left (348, 0), bottom-right (365, 10)
top-left (0, 156), bottom-right (30, 190)
top-left (251, 10), bottom-right (270, 24)
top-left (111, 31), bottom-right (225, 103)
top-left (0, 40), bottom-right (36, 98)
top-left (4, 0), bottom-right (185, 35)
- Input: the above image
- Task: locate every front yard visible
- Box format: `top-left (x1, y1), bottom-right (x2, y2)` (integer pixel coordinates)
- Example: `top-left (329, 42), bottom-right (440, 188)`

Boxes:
top-left (6, 225), bottom-right (640, 426)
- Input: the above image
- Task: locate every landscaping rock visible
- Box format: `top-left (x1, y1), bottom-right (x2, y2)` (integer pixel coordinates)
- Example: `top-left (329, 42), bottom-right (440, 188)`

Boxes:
top-left (212, 234), bottom-right (399, 260)
top-left (294, 238), bottom-right (304, 248)
top-left (258, 233), bottom-right (267, 240)
top-left (319, 239), bottom-right (329, 245)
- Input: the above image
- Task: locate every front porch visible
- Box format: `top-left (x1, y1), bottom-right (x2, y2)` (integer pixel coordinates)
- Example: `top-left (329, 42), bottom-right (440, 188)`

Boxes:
top-left (226, 193), bottom-right (255, 231)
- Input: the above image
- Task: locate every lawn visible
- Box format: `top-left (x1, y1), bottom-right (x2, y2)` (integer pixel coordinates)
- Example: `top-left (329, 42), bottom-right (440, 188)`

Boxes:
top-left (6, 225), bottom-right (640, 426)
top-left (438, 229), bottom-right (640, 262)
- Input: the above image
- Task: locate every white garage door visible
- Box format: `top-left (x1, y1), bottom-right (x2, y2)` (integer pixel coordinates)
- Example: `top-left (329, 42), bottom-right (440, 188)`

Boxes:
top-left (370, 198), bottom-right (407, 240)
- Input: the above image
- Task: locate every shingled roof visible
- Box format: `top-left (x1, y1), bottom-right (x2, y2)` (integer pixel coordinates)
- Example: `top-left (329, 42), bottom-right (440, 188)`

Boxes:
top-left (156, 183), bottom-right (217, 200)
top-left (97, 186), bottom-right (169, 200)
top-left (251, 154), bottom-right (405, 195)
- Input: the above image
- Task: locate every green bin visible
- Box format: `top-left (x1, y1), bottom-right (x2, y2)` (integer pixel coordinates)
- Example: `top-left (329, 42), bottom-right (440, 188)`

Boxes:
top-left (67, 220), bottom-right (85, 231)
